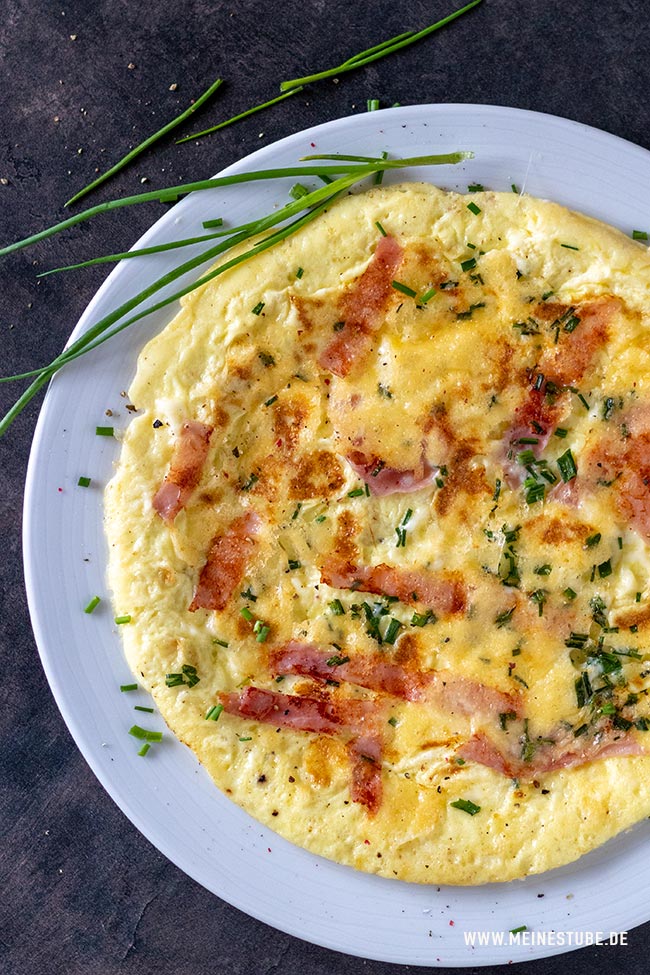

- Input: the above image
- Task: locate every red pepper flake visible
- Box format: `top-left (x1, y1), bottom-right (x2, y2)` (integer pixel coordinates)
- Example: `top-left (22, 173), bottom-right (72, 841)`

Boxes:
top-left (310, 142), bottom-right (316, 148)
top-left (267, 847), bottom-right (272, 853)
top-left (364, 839), bottom-right (370, 845)
top-left (449, 920), bottom-right (455, 926)
top-left (57, 487), bottom-right (63, 493)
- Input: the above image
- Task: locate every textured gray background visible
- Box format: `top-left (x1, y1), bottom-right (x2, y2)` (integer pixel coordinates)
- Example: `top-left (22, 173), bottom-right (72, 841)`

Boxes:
top-left (2, 0), bottom-right (650, 972)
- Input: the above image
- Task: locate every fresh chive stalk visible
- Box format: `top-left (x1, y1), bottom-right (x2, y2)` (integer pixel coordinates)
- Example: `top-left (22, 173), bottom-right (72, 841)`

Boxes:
top-left (279, 0), bottom-right (483, 91)
top-left (176, 87), bottom-right (303, 144)
top-left (65, 78), bottom-right (225, 207)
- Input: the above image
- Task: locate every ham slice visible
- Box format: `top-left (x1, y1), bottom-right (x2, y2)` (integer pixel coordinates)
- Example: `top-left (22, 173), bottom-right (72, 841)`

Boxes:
top-left (345, 450), bottom-right (439, 496)
top-left (152, 420), bottom-right (213, 523)
top-left (348, 735), bottom-right (383, 814)
top-left (458, 727), bottom-right (644, 779)
top-left (271, 642), bottom-right (522, 718)
top-left (321, 558), bottom-right (467, 617)
top-left (219, 685), bottom-right (384, 813)
top-left (189, 510), bottom-right (260, 612)
top-left (537, 297), bottom-right (618, 387)
top-left (318, 235), bottom-right (403, 377)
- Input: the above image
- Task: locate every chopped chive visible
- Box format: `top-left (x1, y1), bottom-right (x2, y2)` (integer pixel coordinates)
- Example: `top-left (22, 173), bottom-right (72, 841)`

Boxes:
top-left (632, 229), bottom-right (649, 240)
top-left (585, 532), bottom-right (601, 548)
top-left (315, 514), bottom-right (327, 523)
top-left (512, 674), bottom-right (529, 689)
top-left (391, 280), bottom-right (417, 297)
top-left (296, 266), bottom-right (304, 278)
top-left (202, 217), bottom-right (224, 229)
top-left (138, 743), bottom-right (151, 757)
top-left (375, 220), bottom-right (388, 237)
top-left (554, 427), bottom-right (568, 438)
top-left (95, 426), bottom-right (114, 437)
top-left (618, 536), bottom-right (623, 550)
top-left (557, 448), bottom-right (577, 482)
top-left (534, 564), bottom-right (552, 576)
top-left (242, 473), bottom-right (259, 491)
top-left (291, 502), bottom-right (302, 520)
top-left (129, 725), bottom-right (163, 742)
top-left (240, 607), bottom-right (254, 622)
top-left (466, 201), bottom-right (481, 215)
top-left (114, 615), bottom-right (132, 625)
top-left (213, 637), bottom-right (229, 648)
top-left (510, 926), bottom-right (528, 935)
top-left (411, 610), bottom-right (436, 627)
top-left (279, 0), bottom-right (484, 92)
top-left (468, 182), bottom-right (484, 192)
top-left (560, 243), bottom-right (579, 250)
top-left (384, 617), bottom-right (402, 644)
top-left (564, 587), bottom-right (577, 600)
top-left (290, 183), bottom-right (310, 200)
top-left (77, 475), bottom-right (91, 487)
top-left (264, 395), bottom-right (278, 407)
top-left (326, 654), bottom-right (350, 667)
top-left (524, 480), bottom-right (545, 504)
top-left (120, 683), bottom-right (138, 692)
top-left (348, 487), bottom-right (365, 497)
top-left (134, 705), bottom-right (154, 713)
top-left (165, 673), bottom-right (185, 688)
top-left (258, 351), bottom-right (275, 367)
top-left (493, 478), bottom-right (501, 502)
top-left (287, 558), bottom-right (301, 570)
top-left (636, 591), bottom-right (642, 602)
top-left (251, 301), bottom-right (265, 315)
top-left (388, 715), bottom-right (398, 727)
top-left (598, 559), bottom-right (612, 578)
top-left (495, 607), bottom-right (515, 628)
top-left (84, 595), bottom-right (101, 614)
top-left (205, 704), bottom-right (224, 721)
top-left (460, 257), bottom-right (477, 272)
top-left (329, 599), bottom-right (345, 615)
top-left (367, 98), bottom-right (380, 111)
top-left (450, 798), bottom-right (481, 815)
top-left (419, 286), bottom-right (437, 304)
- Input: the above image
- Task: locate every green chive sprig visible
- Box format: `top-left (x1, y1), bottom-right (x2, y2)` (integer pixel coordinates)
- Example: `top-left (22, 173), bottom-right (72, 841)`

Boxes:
top-left (279, 0), bottom-right (483, 92)
top-left (176, 88), bottom-right (303, 144)
top-left (65, 78), bottom-right (225, 207)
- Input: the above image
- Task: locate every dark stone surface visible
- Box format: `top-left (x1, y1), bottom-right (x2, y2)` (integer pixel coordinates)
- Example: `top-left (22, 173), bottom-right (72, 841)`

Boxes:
top-left (2, 1), bottom-right (650, 972)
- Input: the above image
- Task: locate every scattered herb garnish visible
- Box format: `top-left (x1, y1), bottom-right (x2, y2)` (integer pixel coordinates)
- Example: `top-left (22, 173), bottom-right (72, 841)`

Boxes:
top-left (129, 725), bottom-right (163, 742)
top-left (77, 475), bottom-right (91, 487)
top-left (450, 798), bottom-right (481, 815)
top-left (84, 595), bottom-right (101, 614)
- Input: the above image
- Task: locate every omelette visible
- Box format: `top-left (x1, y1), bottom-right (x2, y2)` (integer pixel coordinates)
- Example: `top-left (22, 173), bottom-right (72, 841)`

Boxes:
top-left (105, 182), bottom-right (650, 884)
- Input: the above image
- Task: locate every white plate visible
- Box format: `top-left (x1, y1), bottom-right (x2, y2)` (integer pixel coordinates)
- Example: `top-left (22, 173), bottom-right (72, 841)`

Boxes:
top-left (23, 104), bottom-right (650, 966)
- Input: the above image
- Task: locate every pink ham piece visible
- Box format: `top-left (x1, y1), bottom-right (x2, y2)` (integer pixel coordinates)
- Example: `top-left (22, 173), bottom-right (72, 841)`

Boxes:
top-left (321, 558), bottom-right (467, 617)
top-left (345, 450), bottom-right (440, 496)
top-left (537, 297), bottom-right (619, 387)
top-left (348, 734), bottom-right (383, 815)
top-left (152, 420), bottom-right (213, 523)
top-left (270, 642), bottom-right (523, 719)
top-left (318, 234), bottom-right (403, 377)
top-left (458, 728), bottom-right (644, 780)
top-left (189, 510), bottom-right (260, 612)
top-left (219, 685), bottom-right (385, 813)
